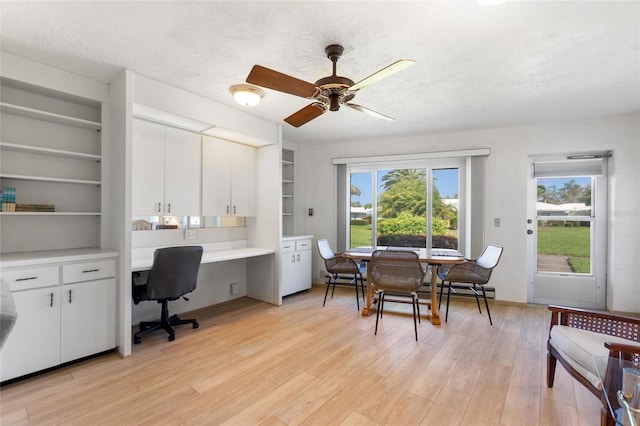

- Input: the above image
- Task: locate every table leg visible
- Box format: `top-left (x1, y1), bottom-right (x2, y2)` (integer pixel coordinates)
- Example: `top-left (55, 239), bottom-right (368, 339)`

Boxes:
top-left (361, 262), bottom-right (375, 316)
top-left (429, 265), bottom-right (441, 325)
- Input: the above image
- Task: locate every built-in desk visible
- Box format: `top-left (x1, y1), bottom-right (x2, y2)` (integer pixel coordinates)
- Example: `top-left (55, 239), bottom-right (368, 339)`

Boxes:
top-left (131, 244), bottom-right (277, 316)
top-left (131, 247), bottom-right (275, 271)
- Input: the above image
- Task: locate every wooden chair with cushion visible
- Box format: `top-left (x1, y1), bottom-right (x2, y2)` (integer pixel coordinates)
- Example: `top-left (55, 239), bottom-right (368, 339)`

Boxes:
top-left (547, 305), bottom-right (640, 403)
top-left (370, 249), bottom-right (427, 341)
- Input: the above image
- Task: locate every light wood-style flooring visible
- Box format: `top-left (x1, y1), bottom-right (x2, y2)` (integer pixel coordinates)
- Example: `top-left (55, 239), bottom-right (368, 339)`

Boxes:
top-left (1, 285), bottom-right (600, 425)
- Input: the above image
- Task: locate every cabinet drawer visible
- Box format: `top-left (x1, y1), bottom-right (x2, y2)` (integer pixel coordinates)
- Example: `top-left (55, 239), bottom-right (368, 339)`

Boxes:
top-left (295, 239), bottom-right (312, 251)
top-left (2, 266), bottom-right (59, 291)
top-left (281, 241), bottom-right (296, 253)
top-left (62, 260), bottom-right (115, 283)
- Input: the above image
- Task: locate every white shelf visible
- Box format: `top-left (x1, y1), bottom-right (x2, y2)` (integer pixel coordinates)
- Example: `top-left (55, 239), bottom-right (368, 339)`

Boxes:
top-left (0, 174), bottom-right (101, 186)
top-left (282, 213), bottom-right (293, 216)
top-left (0, 142), bottom-right (101, 161)
top-left (282, 160), bottom-right (294, 166)
top-left (282, 179), bottom-right (294, 184)
top-left (0, 102), bottom-right (102, 130)
top-left (0, 212), bottom-right (101, 216)
top-left (282, 194), bottom-right (293, 198)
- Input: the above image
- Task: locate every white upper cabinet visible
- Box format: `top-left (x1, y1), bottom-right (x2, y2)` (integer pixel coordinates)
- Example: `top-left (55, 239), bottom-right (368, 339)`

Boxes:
top-left (202, 135), bottom-right (256, 217)
top-left (132, 119), bottom-right (201, 217)
top-left (163, 126), bottom-right (201, 216)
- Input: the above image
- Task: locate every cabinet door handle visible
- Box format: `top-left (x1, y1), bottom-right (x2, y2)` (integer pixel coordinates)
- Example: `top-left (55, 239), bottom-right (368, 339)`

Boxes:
top-left (50, 292), bottom-right (54, 307)
top-left (68, 289), bottom-right (72, 304)
top-left (297, 254), bottom-right (300, 262)
top-left (226, 205), bottom-right (230, 214)
top-left (291, 255), bottom-right (296, 263)
top-left (167, 203), bottom-right (171, 213)
top-left (15, 276), bottom-right (37, 281)
top-left (82, 269), bottom-right (100, 273)
top-left (233, 205), bottom-right (236, 214)
top-left (156, 202), bottom-right (162, 213)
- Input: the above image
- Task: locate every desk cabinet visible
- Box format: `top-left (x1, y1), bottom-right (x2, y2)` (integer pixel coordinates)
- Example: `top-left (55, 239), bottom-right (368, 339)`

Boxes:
top-left (132, 119), bottom-right (201, 217)
top-left (202, 135), bottom-right (256, 217)
top-left (281, 236), bottom-right (313, 297)
top-left (1, 254), bottom-right (117, 382)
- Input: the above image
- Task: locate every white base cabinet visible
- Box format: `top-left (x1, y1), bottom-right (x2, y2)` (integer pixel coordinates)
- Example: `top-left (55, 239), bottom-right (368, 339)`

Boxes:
top-left (0, 250), bottom-right (117, 382)
top-left (281, 236), bottom-right (313, 297)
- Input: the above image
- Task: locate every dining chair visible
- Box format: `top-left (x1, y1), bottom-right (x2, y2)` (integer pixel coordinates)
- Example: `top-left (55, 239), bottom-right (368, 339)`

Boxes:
top-left (317, 239), bottom-right (365, 310)
top-left (437, 243), bottom-right (503, 325)
top-left (370, 249), bottom-right (427, 341)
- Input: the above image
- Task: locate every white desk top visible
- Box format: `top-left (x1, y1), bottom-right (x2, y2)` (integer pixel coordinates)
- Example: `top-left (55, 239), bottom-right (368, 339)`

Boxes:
top-left (131, 247), bottom-right (275, 271)
top-left (0, 248), bottom-right (119, 269)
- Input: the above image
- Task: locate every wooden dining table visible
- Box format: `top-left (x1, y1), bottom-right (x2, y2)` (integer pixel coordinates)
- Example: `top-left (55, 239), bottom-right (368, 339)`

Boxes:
top-left (343, 247), bottom-right (465, 325)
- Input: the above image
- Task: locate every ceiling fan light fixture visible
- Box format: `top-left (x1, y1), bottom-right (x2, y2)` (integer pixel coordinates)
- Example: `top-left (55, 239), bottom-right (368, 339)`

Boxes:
top-left (230, 84), bottom-right (264, 107)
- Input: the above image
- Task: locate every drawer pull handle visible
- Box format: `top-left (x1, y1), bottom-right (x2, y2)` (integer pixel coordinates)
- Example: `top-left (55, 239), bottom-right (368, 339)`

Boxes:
top-left (82, 269), bottom-right (100, 273)
top-left (15, 276), bottom-right (37, 281)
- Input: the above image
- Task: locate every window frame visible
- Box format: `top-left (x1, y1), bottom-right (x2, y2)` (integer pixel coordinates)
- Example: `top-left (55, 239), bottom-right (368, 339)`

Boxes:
top-left (345, 157), bottom-right (467, 251)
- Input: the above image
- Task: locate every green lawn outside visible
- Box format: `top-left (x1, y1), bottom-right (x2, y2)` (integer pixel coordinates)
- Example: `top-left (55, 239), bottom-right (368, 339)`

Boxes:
top-left (350, 224), bottom-right (372, 248)
top-left (352, 222), bottom-right (591, 273)
top-left (537, 225), bottom-right (590, 273)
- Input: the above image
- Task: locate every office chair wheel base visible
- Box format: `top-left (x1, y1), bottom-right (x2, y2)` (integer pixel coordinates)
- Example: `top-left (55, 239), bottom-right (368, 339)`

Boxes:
top-left (168, 334), bottom-right (175, 342)
top-left (193, 322), bottom-right (199, 329)
top-left (134, 336), bottom-right (142, 344)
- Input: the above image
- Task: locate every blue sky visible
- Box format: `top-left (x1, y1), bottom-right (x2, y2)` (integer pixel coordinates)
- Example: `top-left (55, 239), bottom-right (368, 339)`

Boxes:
top-left (350, 168), bottom-right (459, 205)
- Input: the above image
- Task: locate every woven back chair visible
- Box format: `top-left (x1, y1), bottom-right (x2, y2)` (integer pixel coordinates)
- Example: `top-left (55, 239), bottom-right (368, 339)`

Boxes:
top-left (437, 243), bottom-right (502, 325)
top-left (370, 249), bottom-right (426, 341)
top-left (547, 306), bottom-right (640, 425)
top-left (317, 239), bottom-right (365, 310)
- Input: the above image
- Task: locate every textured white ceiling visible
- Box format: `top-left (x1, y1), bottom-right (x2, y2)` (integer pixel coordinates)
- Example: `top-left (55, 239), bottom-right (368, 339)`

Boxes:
top-left (1, 1), bottom-right (638, 144)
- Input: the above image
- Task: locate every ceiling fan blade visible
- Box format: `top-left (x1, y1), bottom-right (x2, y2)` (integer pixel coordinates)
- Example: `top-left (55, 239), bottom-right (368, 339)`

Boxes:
top-left (346, 103), bottom-right (395, 121)
top-left (284, 103), bottom-right (326, 127)
top-left (247, 65), bottom-right (319, 98)
top-left (348, 59), bottom-right (416, 92)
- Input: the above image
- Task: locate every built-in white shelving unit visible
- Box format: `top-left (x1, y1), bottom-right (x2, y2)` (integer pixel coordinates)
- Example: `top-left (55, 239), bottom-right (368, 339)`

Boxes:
top-left (0, 78), bottom-right (103, 252)
top-left (282, 148), bottom-right (295, 236)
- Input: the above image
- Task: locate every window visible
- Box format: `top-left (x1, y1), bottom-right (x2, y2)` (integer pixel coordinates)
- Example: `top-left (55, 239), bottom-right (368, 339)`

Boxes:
top-left (347, 159), bottom-right (463, 250)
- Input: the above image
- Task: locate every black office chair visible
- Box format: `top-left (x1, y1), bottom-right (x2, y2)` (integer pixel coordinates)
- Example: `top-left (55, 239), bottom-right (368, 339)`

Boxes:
top-left (132, 246), bottom-right (203, 344)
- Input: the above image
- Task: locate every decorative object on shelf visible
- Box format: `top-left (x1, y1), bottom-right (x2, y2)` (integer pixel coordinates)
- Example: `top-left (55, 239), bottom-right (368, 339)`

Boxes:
top-left (15, 204), bottom-right (55, 212)
top-left (1, 187), bottom-right (17, 212)
top-left (132, 219), bottom-right (153, 231)
top-left (156, 224), bottom-right (178, 230)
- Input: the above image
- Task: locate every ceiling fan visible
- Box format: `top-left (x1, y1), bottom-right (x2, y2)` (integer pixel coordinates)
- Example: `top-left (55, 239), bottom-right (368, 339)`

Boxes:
top-left (245, 44), bottom-right (415, 127)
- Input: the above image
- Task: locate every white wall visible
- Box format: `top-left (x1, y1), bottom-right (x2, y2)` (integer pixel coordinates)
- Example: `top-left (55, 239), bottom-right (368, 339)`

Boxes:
top-left (298, 112), bottom-right (640, 313)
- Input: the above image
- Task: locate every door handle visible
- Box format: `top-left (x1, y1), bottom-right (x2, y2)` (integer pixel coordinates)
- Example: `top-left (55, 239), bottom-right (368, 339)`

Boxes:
top-left (527, 230), bottom-right (533, 235)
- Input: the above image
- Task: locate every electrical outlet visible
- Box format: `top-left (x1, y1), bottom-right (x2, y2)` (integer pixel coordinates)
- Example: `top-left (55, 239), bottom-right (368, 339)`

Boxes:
top-left (230, 282), bottom-right (238, 295)
top-left (494, 218), bottom-right (501, 227)
top-left (184, 229), bottom-right (196, 240)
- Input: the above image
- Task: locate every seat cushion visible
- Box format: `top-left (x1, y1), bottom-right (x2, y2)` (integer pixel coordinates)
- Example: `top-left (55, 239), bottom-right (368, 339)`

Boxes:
top-left (328, 262), bottom-right (360, 275)
top-left (550, 325), bottom-right (638, 389)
